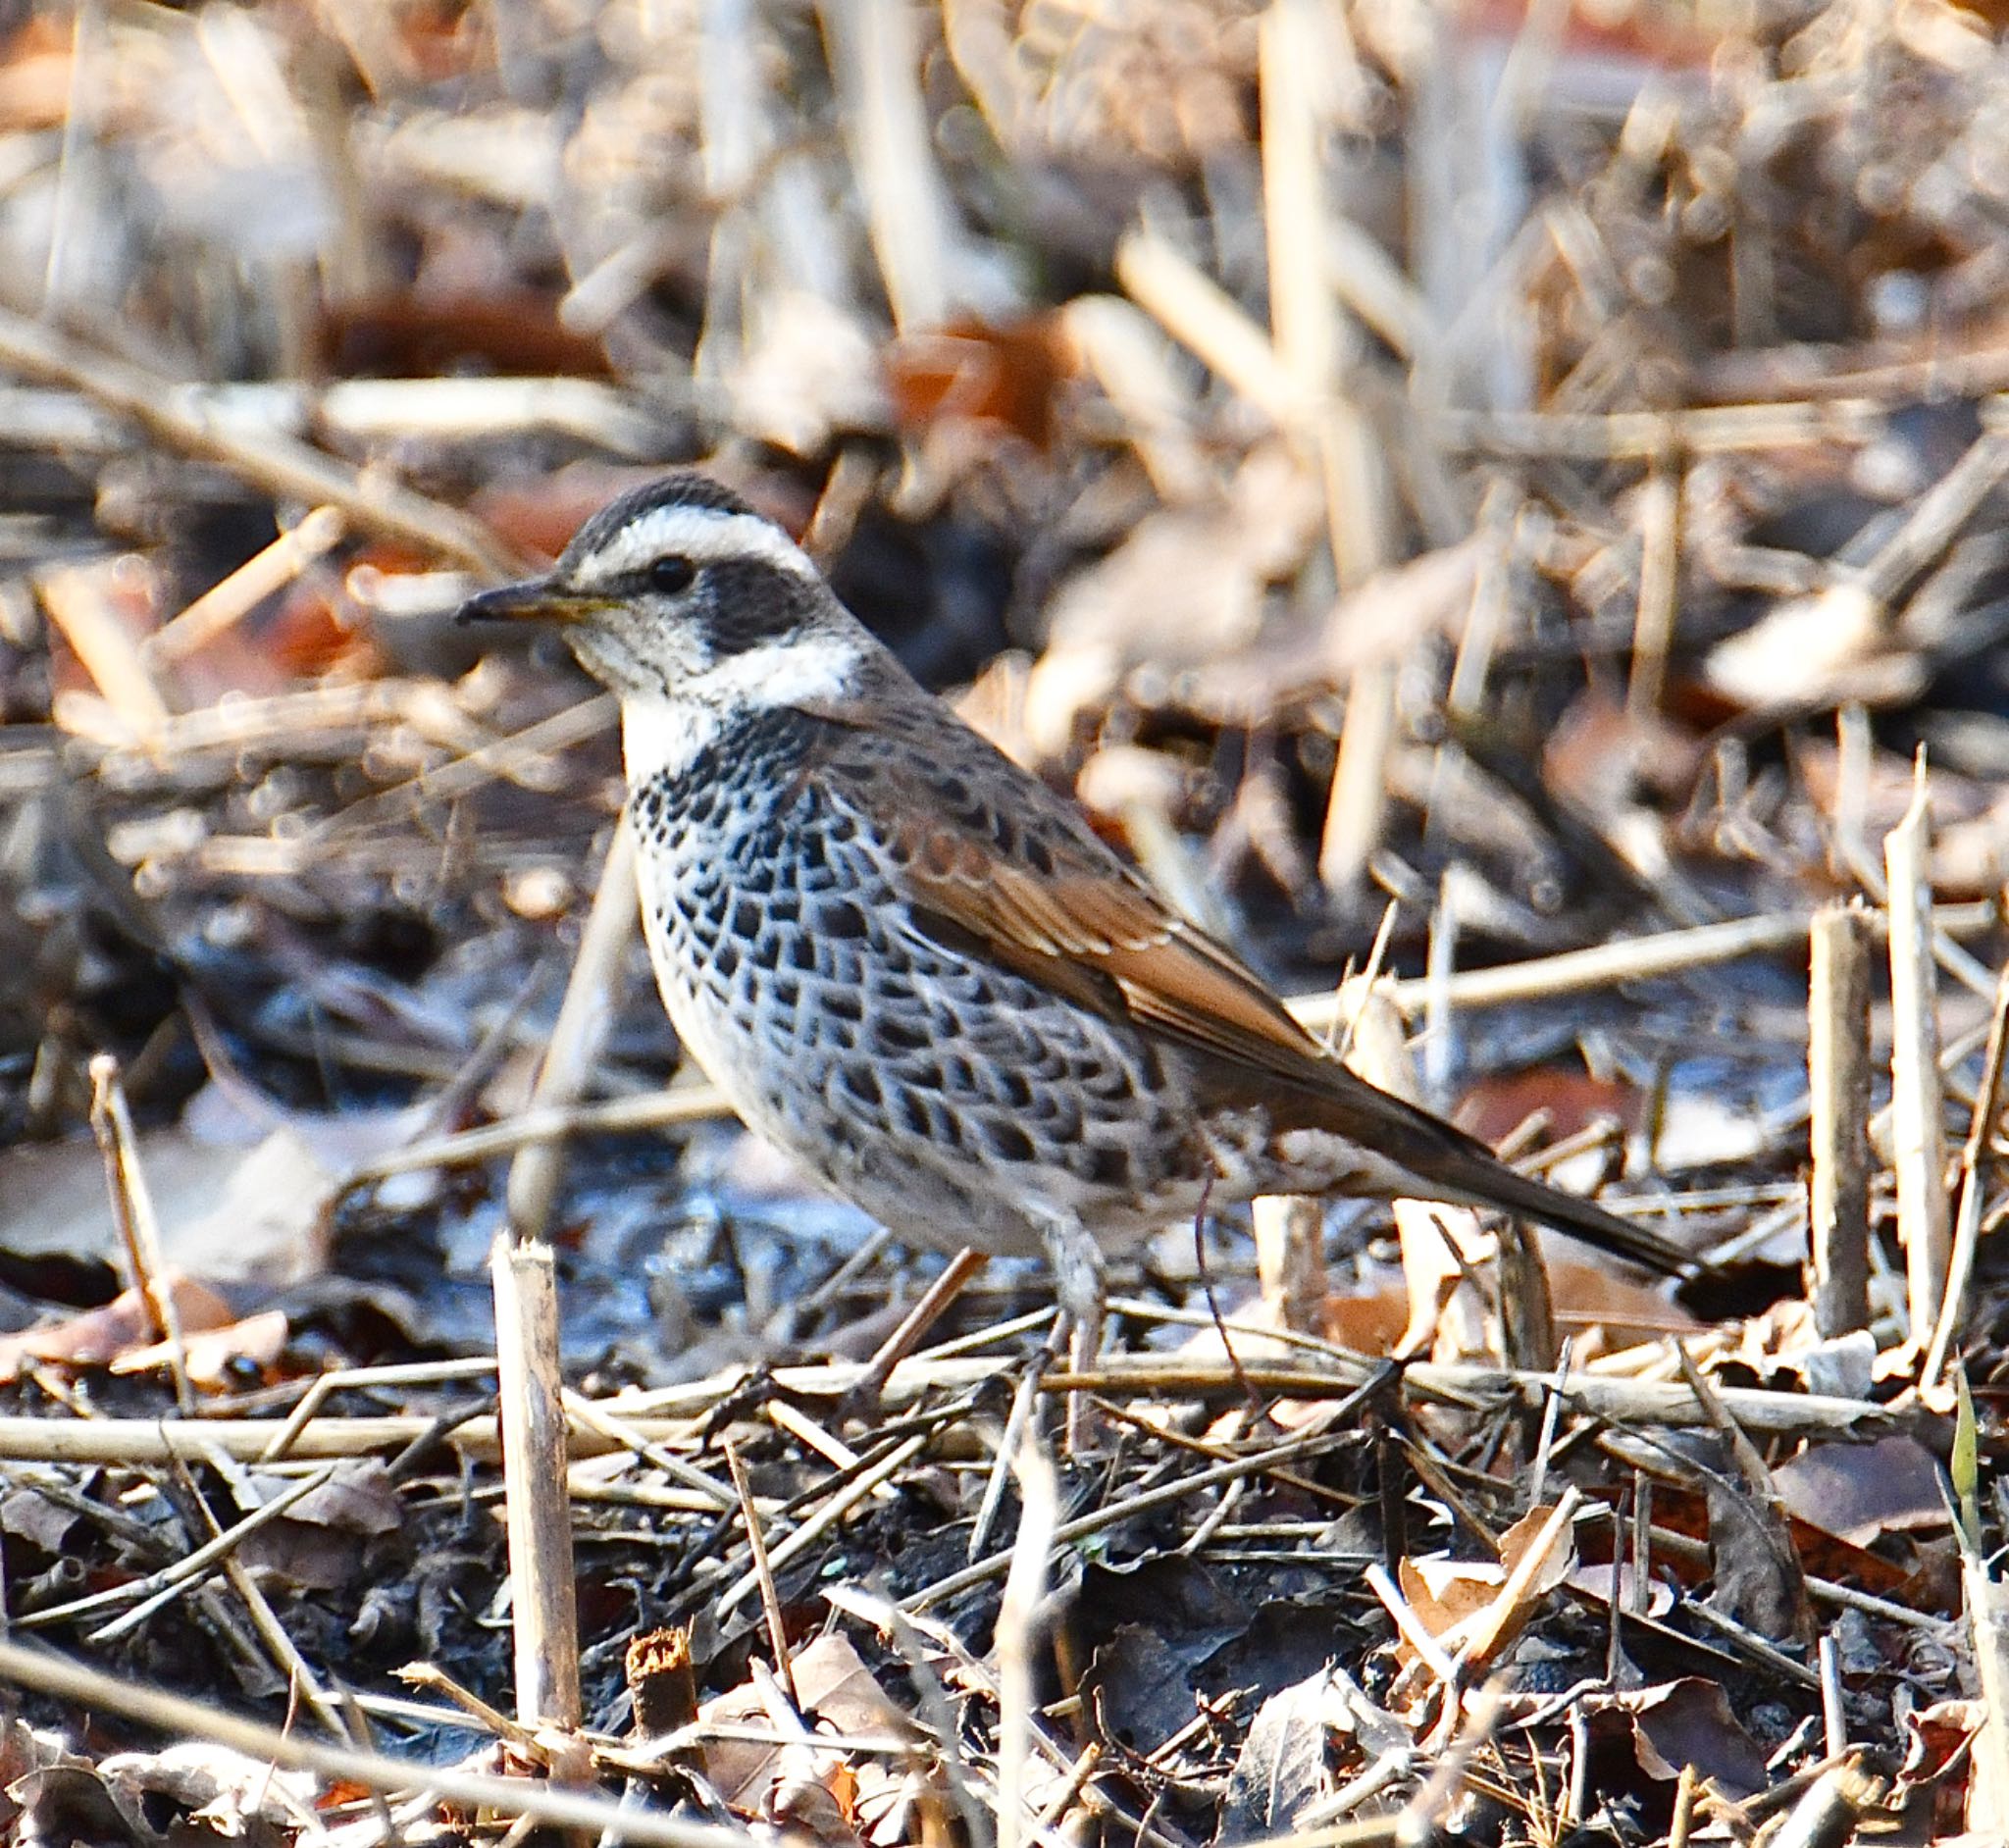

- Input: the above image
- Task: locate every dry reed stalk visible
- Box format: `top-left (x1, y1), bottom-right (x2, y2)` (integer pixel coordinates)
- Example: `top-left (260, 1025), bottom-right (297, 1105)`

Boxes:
top-left (1857, 427), bottom-right (2009, 608)
top-left (310, 376), bottom-right (664, 450)
top-left (1817, 1632), bottom-right (1846, 1760)
top-left (1294, 901), bottom-right (1991, 1034)
top-left (1301, 0), bottom-right (1399, 895)
top-left (849, 1246), bottom-right (992, 1408)
top-left (0, 1636), bottom-right (747, 1848)
top-left (1445, 483), bottom-right (1515, 717)
top-left (147, 504), bottom-right (345, 664)
top-left (87, 1054), bottom-right (194, 1415)
top-left (1807, 901), bottom-right (1873, 1337)
top-left (256, 1355), bottom-right (499, 1462)
top-left (340, 1079), bottom-right (732, 1189)
top-left (0, 304), bottom-right (528, 576)
top-left (1347, 980), bottom-right (1534, 1366)
top-left (1299, 910), bottom-right (1805, 1030)
top-left (1837, 827), bottom-right (1996, 1003)
top-left (1262, 0), bottom-right (1391, 574)
top-left (1449, 1486), bottom-right (1581, 1680)
top-left (1325, 215), bottom-right (1432, 359)
top-left (818, 0), bottom-right (953, 333)
top-left (968, 1369), bottom-right (1040, 1563)
top-left (506, 823), bottom-right (638, 1244)
top-left (1050, 1357), bottom-right (1896, 1435)
top-left (0, 1413), bottom-right (455, 1464)
top-left (907, 1393), bottom-right (1381, 1614)
top-left (1318, 662), bottom-right (1398, 896)
top-left (1922, 956), bottom-right (2009, 1390)
top-left (1262, 0), bottom-right (1337, 410)
top-left (16, 1463), bottom-right (335, 1633)
top-left (1625, 453), bottom-right (1682, 715)
top-left (0, 378), bottom-right (658, 452)
top-left (40, 563), bottom-right (171, 734)
top-left (1060, 294), bottom-right (1211, 502)
top-left (1670, 1340), bottom-right (1814, 1649)
top-left (1768, 1758), bottom-right (1887, 1848)
top-left (1436, 399), bottom-right (1883, 458)
top-left (1114, 229), bottom-right (1301, 426)
top-left (560, 1388), bottom-right (741, 1511)
top-left (694, 0), bottom-right (762, 388)
top-left (314, 692), bottom-right (616, 838)
top-left (487, 827), bottom-right (643, 1735)
top-left (1884, 760), bottom-right (1952, 1347)
top-left (1668, 1763), bottom-right (1700, 1848)
top-left (1365, 1559), bottom-right (1459, 1686)
top-left (723, 1437), bottom-right (798, 1710)
top-left (1522, 1338), bottom-right (1571, 1510)
top-left (82, 678), bottom-right (483, 775)
top-left (491, 1235), bottom-right (581, 1730)
top-left (400, 1663), bottom-right (528, 1744)
top-left (213, 1550), bottom-right (349, 1739)
top-left (1968, 1555), bottom-right (2009, 1833)
top-left (1252, 1194), bottom-right (1326, 1334)
top-left (994, 1429), bottom-right (1057, 1848)
top-left (763, 1397), bottom-right (864, 1472)
top-left (716, 1430), bottom-right (932, 1615)
top-left (0, 1348), bottom-right (1902, 1477)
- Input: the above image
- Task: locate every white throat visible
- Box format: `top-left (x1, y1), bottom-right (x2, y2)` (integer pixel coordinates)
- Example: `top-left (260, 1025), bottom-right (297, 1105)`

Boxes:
top-left (617, 631), bottom-right (862, 786)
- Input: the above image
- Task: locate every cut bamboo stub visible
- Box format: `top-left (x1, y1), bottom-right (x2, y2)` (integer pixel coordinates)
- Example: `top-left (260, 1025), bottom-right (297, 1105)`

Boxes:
top-left (489, 826), bottom-right (637, 1733)
top-left (1807, 902), bottom-right (1873, 1337)
top-left (491, 1234), bottom-right (582, 1730)
top-left (1883, 760), bottom-right (1951, 1345)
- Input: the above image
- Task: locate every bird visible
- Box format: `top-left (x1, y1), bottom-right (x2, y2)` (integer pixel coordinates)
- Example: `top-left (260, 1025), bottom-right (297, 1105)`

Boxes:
top-left (458, 471), bottom-right (1694, 1366)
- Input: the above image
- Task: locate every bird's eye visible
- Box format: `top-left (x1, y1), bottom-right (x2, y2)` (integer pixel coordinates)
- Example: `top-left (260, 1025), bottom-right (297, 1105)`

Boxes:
top-left (648, 555), bottom-right (696, 594)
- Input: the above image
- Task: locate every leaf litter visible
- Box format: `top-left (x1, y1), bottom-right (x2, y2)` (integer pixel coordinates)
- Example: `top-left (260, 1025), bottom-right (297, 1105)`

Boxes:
top-left (1, 0), bottom-right (2009, 1842)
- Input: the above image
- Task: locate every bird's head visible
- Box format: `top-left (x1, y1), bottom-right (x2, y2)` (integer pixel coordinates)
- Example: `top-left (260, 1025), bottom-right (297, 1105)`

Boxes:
top-left (457, 472), bottom-right (857, 705)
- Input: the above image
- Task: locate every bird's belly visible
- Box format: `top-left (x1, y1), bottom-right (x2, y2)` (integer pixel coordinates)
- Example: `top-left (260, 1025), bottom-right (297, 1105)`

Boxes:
top-left (637, 850), bottom-right (1211, 1256)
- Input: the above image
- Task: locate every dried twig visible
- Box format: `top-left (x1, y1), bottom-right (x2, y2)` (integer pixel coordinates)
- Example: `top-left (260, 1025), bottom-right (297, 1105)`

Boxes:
top-left (0, 1637), bottom-right (748, 1848)
top-left (723, 1437), bottom-right (798, 1710)
top-left (994, 1429), bottom-right (1057, 1848)
top-left (147, 504), bottom-right (346, 664)
top-left (87, 1054), bottom-right (193, 1416)
top-left (0, 304), bottom-right (529, 577)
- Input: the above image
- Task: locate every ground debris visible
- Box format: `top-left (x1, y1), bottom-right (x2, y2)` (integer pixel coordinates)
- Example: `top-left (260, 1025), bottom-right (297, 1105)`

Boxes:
top-left (1, 0), bottom-right (2008, 1842)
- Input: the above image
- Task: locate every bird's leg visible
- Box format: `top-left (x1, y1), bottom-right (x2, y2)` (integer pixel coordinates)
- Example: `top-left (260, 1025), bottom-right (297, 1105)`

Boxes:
top-left (1036, 1212), bottom-right (1106, 1451)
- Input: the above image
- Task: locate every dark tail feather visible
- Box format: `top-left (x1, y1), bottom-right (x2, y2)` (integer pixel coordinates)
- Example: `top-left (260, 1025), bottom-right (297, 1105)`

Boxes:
top-left (1422, 1142), bottom-right (1697, 1279)
top-left (1282, 1067), bottom-right (1698, 1278)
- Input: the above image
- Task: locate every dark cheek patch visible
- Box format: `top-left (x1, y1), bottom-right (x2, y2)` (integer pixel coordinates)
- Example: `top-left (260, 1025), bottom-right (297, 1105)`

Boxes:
top-left (700, 560), bottom-right (817, 654)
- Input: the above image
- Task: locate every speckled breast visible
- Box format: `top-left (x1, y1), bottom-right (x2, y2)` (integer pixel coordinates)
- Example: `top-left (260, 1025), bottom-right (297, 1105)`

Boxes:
top-left (625, 707), bottom-right (1211, 1253)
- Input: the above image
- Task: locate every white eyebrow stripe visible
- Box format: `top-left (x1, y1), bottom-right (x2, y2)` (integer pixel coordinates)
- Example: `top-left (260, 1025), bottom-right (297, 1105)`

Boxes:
top-left (574, 504), bottom-right (817, 585)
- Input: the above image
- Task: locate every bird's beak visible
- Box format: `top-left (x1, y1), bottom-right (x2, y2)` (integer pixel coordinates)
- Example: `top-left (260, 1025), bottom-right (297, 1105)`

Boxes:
top-left (454, 576), bottom-right (605, 627)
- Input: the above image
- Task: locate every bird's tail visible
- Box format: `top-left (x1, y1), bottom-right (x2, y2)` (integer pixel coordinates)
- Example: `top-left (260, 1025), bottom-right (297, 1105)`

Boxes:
top-left (1275, 1067), bottom-right (1699, 1278)
top-left (1419, 1140), bottom-right (1697, 1279)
